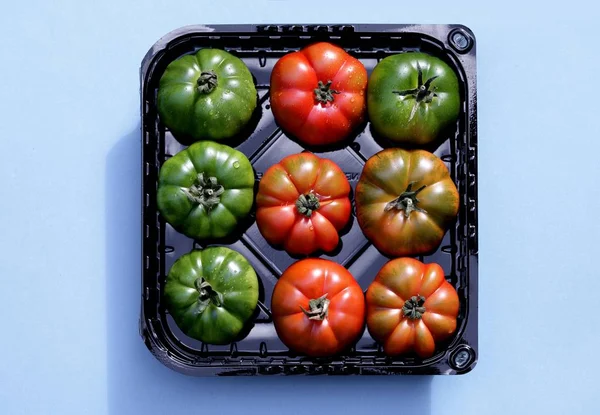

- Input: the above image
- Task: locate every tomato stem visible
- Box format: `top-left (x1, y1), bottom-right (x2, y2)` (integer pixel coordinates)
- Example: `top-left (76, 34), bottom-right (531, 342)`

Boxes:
top-left (392, 63), bottom-right (439, 121)
top-left (194, 277), bottom-right (224, 312)
top-left (402, 295), bottom-right (426, 319)
top-left (296, 193), bottom-right (320, 217)
top-left (314, 80), bottom-right (340, 104)
top-left (384, 182), bottom-right (428, 218)
top-left (184, 172), bottom-right (225, 211)
top-left (197, 70), bottom-right (218, 94)
top-left (300, 294), bottom-right (330, 321)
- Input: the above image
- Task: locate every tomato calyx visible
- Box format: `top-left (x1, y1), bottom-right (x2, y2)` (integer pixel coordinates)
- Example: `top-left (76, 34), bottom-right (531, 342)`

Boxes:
top-left (384, 182), bottom-right (428, 218)
top-left (393, 63), bottom-right (439, 121)
top-left (300, 294), bottom-right (330, 321)
top-left (194, 277), bottom-right (224, 312)
top-left (314, 80), bottom-right (340, 104)
top-left (184, 172), bottom-right (225, 211)
top-left (402, 295), bottom-right (427, 319)
top-left (197, 70), bottom-right (219, 94)
top-left (295, 193), bottom-right (321, 217)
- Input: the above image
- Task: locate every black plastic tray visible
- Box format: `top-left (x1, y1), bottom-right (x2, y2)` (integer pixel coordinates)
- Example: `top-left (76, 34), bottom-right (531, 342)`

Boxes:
top-left (140, 24), bottom-right (478, 376)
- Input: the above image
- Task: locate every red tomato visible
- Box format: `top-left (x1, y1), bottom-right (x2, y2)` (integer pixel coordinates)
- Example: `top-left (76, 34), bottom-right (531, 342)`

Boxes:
top-left (366, 258), bottom-right (459, 358)
top-left (271, 259), bottom-right (366, 357)
top-left (256, 152), bottom-right (351, 255)
top-left (270, 42), bottom-right (368, 146)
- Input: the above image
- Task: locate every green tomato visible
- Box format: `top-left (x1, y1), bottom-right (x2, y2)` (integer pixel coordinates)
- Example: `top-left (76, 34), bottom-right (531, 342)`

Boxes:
top-left (157, 141), bottom-right (254, 240)
top-left (157, 48), bottom-right (257, 142)
top-left (164, 247), bottom-right (259, 345)
top-left (367, 52), bottom-right (460, 146)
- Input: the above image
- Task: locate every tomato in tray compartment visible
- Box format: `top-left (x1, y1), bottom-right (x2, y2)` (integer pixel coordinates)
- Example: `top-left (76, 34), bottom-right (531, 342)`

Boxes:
top-left (271, 259), bottom-right (366, 357)
top-left (270, 42), bottom-right (368, 147)
top-left (355, 148), bottom-right (459, 257)
top-left (256, 152), bottom-right (352, 256)
top-left (366, 258), bottom-right (459, 358)
top-left (367, 52), bottom-right (461, 147)
top-left (157, 141), bottom-right (255, 241)
top-left (157, 48), bottom-right (258, 144)
top-left (164, 247), bottom-right (259, 345)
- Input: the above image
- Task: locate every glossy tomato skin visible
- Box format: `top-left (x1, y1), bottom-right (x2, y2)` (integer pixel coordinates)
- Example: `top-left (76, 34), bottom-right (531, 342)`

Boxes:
top-left (157, 141), bottom-right (255, 240)
top-left (157, 48), bottom-right (257, 143)
top-left (256, 153), bottom-right (351, 255)
top-left (164, 247), bottom-right (259, 345)
top-left (272, 259), bottom-right (365, 357)
top-left (368, 52), bottom-right (460, 146)
top-left (270, 42), bottom-right (368, 146)
top-left (366, 258), bottom-right (459, 358)
top-left (355, 148), bottom-right (459, 257)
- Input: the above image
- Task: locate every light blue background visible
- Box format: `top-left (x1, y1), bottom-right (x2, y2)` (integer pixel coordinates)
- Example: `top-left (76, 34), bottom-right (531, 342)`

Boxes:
top-left (1, 1), bottom-right (599, 414)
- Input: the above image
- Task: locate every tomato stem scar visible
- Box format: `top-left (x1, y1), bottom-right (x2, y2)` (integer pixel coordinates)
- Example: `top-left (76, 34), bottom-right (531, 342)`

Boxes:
top-left (402, 295), bottom-right (426, 319)
top-left (296, 192), bottom-right (321, 217)
top-left (314, 80), bottom-right (340, 104)
top-left (184, 172), bottom-right (225, 211)
top-left (392, 62), bottom-right (439, 121)
top-left (197, 70), bottom-right (219, 94)
top-left (300, 293), bottom-right (330, 320)
top-left (384, 182), bottom-right (428, 217)
top-left (195, 277), bottom-right (224, 312)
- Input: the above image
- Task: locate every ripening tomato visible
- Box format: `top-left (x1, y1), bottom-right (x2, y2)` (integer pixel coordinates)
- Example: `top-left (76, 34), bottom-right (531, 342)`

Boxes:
top-left (270, 42), bottom-right (368, 146)
top-left (272, 259), bottom-right (365, 357)
top-left (256, 152), bottom-right (351, 255)
top-left (367, 52), bottom-right (460, 146)
top-left (366, 258), bottom-right (459, 358)
top-left (355, 148), bottom-right (459, 257)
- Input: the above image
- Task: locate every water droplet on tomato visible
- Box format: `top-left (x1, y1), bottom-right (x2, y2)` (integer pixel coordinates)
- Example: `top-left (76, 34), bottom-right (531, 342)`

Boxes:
top-left (309, 226), bottom-right (314, 231)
